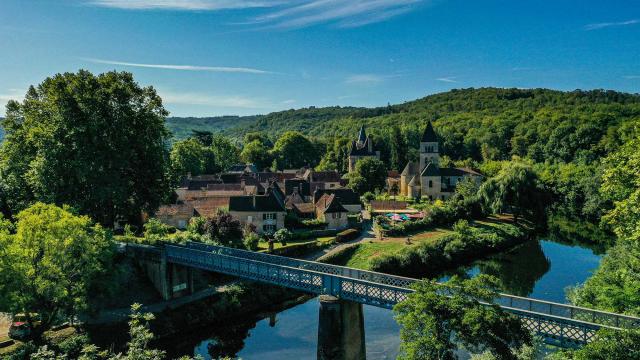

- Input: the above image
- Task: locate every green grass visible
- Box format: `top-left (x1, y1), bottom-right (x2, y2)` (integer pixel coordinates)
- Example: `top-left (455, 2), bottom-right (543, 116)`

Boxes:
top-left (344, 241), bottom-right (407, 269)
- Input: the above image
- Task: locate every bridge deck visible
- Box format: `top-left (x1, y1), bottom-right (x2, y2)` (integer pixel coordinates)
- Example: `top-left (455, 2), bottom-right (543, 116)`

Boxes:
top-left (163, 242), bottom-right (640, 348)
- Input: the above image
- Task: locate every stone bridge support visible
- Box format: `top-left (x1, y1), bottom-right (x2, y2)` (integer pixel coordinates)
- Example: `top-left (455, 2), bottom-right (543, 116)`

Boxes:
top-left (317, 295), bottom-right (366, 360)
top-left (125, 244), bottom-right (194, 300)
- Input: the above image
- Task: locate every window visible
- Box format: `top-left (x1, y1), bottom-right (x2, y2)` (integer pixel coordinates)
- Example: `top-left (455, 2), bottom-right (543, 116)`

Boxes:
top-left (441, 195), bottom-right (445, 200)
top-left (247, 216), bottom-right (253, 223)
top-left (332, 213), bottom-right (342, 219)
top-left (428, 180), bottom-right (433, 188)
top-left (264, 213), bottom-right (276, 220)
top-left (263, 224), bottom-right (276, 234)
top-left (178, 220), bottom-right (186, 229)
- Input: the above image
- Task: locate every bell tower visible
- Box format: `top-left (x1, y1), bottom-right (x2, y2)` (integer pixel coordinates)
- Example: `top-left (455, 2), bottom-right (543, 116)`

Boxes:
top-left (419, 121), bottom-right (439, 170)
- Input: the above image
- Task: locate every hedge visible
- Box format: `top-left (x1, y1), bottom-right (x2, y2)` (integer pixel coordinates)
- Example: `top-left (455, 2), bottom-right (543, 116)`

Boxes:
top-left (336, 228), bottom-right (360, 243)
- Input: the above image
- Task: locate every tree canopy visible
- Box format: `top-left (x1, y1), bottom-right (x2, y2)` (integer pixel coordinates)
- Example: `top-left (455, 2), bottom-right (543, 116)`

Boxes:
top-left (348, 157), bottom-right (388, 194)
top-left (0, 203), bottom-right (113, 332)
top-left (0, 70), bottom-right (170, 226)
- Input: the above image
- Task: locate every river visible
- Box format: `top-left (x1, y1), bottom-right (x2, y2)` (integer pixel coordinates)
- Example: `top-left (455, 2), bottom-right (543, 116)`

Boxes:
top-left (165, 238), bottom-right (603, 359)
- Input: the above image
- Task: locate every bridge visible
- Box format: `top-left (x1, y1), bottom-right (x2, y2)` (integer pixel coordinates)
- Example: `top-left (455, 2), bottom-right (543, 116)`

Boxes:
top-left (126, 241), bottom-right (640, 358)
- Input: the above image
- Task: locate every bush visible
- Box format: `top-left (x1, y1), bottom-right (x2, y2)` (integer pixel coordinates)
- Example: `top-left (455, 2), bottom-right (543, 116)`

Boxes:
top-left (144, 218), bottom-right (174, 240)
top-left (274, 228), bottom-right (293, 245)
top-left (187, 216), bottom-right (207, 235)
top-left (243, 232), bottom-right (261, 251)
top-left (336, 228), bottom-right (360, 243)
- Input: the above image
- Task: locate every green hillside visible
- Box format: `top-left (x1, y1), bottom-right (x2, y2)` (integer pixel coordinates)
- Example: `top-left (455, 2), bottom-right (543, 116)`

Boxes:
top-left (165, 115), bottom-right (259, 140)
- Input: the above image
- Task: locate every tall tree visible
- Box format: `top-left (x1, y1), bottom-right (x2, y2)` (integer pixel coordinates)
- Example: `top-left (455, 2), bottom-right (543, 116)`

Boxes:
top-left (0, 70), bottom-right (170, 226)
top-left (0, 203), bottom-right (113, 334)
top-left (240, 140), bottom-right (273, 171)
top-left (348, 157), bottom-right (387, 194)
top-left (270, 131), bottom-right (320, 170)
top-left (478, 161), bottom-right (547, 223)
top-left (389, 125), bottom-right (408, 171)
top-left (210, 135), bottom-right (241, 172)
top-left (169, 138), bottom-right (218, 185)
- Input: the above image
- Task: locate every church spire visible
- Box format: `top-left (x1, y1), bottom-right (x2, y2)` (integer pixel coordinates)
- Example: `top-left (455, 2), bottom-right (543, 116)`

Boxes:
top-left (357, 125), bottom-right (367, 146)
top-left (421, 121), bottom-right (438, 143)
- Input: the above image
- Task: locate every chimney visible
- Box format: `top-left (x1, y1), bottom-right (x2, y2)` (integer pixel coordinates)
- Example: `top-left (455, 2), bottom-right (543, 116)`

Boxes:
top-left (253, 194), bottom-right (257, 209)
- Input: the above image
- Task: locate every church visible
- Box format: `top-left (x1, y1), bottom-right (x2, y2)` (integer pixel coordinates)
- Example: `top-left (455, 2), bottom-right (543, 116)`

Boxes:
top-left (348, 125), bottom-right (380, 173)
top-left (399, 121), bottom-right (483, 200)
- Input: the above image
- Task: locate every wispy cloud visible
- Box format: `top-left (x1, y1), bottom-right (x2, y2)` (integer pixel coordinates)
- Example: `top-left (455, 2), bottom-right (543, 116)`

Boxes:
top-left (584, 19), bottom-right (639, 31)
top-left (249, 0), bottom-right (423, 29)
top-left (87, 0), bottom-right (285, 11)
top-left (623, 75), bottom-right (640, 79)
top-left (436, 76), bottom-right (457, 83)
top-left (82, 58), bottom-right (273, 74)
top-left (159, 90), bottom-right (271, 109)
top-left (87, 0), bottom-right (425, 29)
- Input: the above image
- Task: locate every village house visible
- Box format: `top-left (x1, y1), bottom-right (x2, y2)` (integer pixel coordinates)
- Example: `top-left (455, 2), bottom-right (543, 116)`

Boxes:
top-left (228, 184), bottom-right (287, 234)
top-left (155, 203), bottom-right (198, 229)
top-left (399, 121), bottom-right (483, 200)
top-left (315, 193), bottom-right (349, 230)
top-left (312, 188), bottom-right (362, 214)
top-left (348, 125), bottom-right (380, 173)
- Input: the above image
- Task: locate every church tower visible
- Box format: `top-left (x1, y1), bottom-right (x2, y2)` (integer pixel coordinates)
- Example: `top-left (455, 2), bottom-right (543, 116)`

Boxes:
top-left (419, 121), bottom-right (440, 170)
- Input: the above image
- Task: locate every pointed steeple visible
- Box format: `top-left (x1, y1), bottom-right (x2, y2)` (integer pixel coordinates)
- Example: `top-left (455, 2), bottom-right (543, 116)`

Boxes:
top-left (357, 125), bottom-right (367, 145)
top-left (421, 121), bottom-right (438, 143)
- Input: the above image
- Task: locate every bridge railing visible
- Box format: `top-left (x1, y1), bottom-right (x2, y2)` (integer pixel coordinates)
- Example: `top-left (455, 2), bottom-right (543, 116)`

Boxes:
top-left (180, 242), bottom-right (640, 330)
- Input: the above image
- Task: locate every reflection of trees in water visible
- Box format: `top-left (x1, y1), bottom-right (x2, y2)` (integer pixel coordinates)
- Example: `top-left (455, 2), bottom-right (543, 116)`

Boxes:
top-left (477, 240), bottom-right (551, 296)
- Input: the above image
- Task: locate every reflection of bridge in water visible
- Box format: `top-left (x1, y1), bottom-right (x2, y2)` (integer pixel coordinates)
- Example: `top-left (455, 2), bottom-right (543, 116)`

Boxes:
top-left (127, 242), bottom-right (640, 358)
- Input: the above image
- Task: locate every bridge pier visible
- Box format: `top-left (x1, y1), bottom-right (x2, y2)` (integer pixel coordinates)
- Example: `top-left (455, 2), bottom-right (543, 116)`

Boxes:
top-left (317, 295), bottom-right (366, 360)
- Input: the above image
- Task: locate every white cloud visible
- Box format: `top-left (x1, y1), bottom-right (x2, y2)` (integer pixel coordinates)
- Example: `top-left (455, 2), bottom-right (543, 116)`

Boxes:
top-left (281, 99), bottom-right (296, 105)
top-left (0, 89), bottom-right (26, 115)
top-left (623, 75), bottom-right (640, 79)
top-left (436, 76), bottom-right (457, 83)
top-left (82, 58), bottom-right (273, 74)
top-left (345, 74), bottom-right (385, 84)
top-left (584, 19), bottom-right (639, 31)
top-left (257, 0), bottom-right (422, 29)
top-left (88, 0), bottom-right (285, 11)
top-left (159, 90), bottom-right (270, 109)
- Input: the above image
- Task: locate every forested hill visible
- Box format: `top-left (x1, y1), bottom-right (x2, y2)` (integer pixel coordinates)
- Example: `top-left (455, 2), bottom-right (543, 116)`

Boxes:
top-left (166, 88), bottom-right (640, 143)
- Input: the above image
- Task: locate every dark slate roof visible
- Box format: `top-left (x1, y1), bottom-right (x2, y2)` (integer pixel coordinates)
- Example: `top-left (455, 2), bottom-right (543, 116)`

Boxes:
top-left (313, 188), bottom-right (360, 205)
top-left (357, 125), bottom-right (367, 144)
top-left (401, 161), bottom-right (419, 176)
top-left (421, 121), bottom-right (438, 142)
top-left (349, 139), bottom-right (377, 156)
top-left (284, 178), bottom-right (311, 197)
top-left (228, 164), bottom-right (258, 173)
top-left (316, 194), bottom-right (348, 214)
top-left (186, 177), bottom-right (223, 190)
top-left (421, 162), bottom-right (440, 176)
top-left (307, 170), bottom-right (342, 183)
top-left (228, 192), bottom-right (285, 212)
top-left (440, 167), bottom-right (483, 177)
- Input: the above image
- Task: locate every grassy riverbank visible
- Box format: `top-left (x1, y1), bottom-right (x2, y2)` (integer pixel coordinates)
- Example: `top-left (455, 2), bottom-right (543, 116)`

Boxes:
top-left (323, 215), bottom-right (532, 279)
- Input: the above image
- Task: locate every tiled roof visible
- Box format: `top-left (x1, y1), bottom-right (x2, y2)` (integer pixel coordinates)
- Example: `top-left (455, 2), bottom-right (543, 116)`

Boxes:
top-left (316, 194), bottom-right (348, 214)
top-left (156, 203), bottom-right (196, 217)
top-left (313, 188), bottom-right (360, 205)
top-left (293, 202), bottom-right (316, 214)
top-left (370, 200), bottom-right (408, 211)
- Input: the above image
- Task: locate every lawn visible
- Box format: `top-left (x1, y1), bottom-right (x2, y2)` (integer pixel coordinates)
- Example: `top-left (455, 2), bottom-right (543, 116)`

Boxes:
top-left (344, 228), bottom-right (451, 270)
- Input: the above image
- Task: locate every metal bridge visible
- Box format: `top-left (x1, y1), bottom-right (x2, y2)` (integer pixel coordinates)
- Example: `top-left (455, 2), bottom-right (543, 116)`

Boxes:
top-left (163, 241), bottom-right (640, 348)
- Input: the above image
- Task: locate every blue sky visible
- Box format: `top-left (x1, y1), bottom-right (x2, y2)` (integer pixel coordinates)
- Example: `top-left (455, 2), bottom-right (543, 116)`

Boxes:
top-left (1, 0), bottom-right (639, 117)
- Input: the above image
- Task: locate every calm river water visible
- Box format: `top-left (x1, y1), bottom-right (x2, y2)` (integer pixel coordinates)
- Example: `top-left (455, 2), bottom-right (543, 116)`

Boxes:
top-left (165, 238), bottom-right (603, 359)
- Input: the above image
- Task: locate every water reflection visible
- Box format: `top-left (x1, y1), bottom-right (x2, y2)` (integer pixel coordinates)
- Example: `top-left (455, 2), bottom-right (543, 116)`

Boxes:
top-left (161, 238), bottom-right (601, 358)
top-left (440, 240), bottom-right (551, 296)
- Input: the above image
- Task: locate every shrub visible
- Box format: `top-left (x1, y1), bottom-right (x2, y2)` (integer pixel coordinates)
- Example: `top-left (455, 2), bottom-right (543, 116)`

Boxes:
top-left (274, 228), bottom-right (293, 245)
top-left (243, 232), bottom-right (261, 251)
top-left (144, 218), bottom-right (174, 240)
top-left (336, 228), bottom-right (360, 243)
top-left (187, 216), bottom-right (207, 235)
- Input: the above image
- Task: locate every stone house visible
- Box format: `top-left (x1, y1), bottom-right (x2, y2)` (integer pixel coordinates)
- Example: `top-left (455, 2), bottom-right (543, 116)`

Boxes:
top-left (228, 185), bottom-right (286, 235)
top-left (315, 194), bottom-right (349, 230)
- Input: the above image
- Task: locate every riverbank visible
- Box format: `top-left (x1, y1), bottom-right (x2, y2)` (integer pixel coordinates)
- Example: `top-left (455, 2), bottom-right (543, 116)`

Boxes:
top-left (321, 215), bottom-right (534, 279)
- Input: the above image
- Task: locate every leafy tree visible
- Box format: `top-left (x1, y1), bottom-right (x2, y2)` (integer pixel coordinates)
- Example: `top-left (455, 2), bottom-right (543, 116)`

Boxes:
top-left (478, 161), bottom-right (547, 223)
top-left (549, 329), bottom-right (640, 360)
top-left (0, 203), bottom-right (113, 334)
top-left (211, 135), bottom-right (241, 171)
top-left (243, 132), bottom-right (272, 147)
top-left (191, 129), bottom-right (214, 146)
top-left (388, 125), bottom-right (408, 171)
top-left (240, 140), bottom-right (273, 171)
top-left (394, 275), bottom-right (531, 360)
top-left (204, 210), bottom-right (243, 247)
top-left (270, 131), bottom-right (321, 170)
top-left (143, 218), bottom-right (172, 241)
top-left (0, 70), bottom-right (170, 227)
top-left (169, 138), bottom-right (218, 185)
top-left (0, 70), bottom-right (168, 225)
top-left (348, 158), bottom-right (387, 194)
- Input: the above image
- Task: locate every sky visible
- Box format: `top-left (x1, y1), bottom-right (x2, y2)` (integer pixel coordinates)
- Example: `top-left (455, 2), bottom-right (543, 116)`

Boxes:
top-left (0, 0), bottom-right (639, 117)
